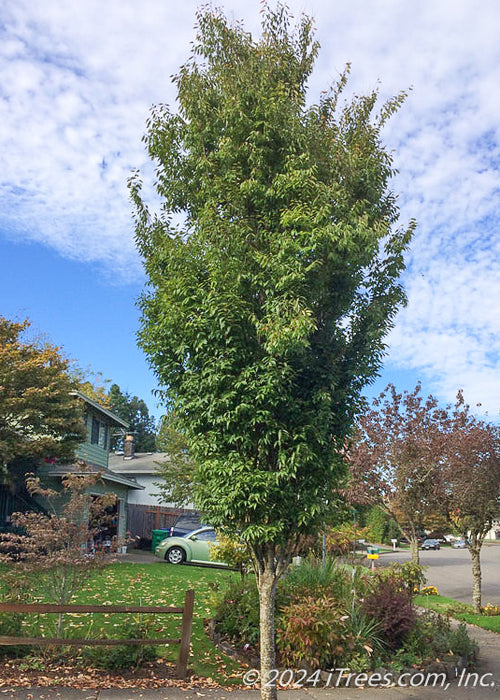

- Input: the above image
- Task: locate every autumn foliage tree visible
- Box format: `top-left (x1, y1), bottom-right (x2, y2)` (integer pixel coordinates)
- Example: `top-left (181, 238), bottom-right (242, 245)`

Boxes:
top-left (347, 384), bottom-right (448, 564)
top-left (130, 7), bottom-right (412, 698)
top-left (0, 471), bottom-right (117, 636)
top-left (0, 317), bottom-right (85, 480)
top-left (444, 394), bottom-right (500, 612)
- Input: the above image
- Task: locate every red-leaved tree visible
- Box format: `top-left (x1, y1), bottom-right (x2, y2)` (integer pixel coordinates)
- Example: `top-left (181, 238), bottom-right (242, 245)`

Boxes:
top-left (346, 383), bottom-right (448, 564)
top-left (444, 393), bottom-right (500, 612)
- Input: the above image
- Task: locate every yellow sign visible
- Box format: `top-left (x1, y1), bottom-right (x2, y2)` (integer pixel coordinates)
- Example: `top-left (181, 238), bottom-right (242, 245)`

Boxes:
top-left (367, 553), bottom-right (379, 560)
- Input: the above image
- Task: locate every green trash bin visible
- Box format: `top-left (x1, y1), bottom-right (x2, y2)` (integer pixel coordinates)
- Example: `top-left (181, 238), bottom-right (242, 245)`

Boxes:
top-left (151, 528), bottom-right (169, 552)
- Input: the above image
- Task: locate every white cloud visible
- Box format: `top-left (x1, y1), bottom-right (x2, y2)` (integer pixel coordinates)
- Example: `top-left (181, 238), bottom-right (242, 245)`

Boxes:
top-left (1, 0), bottom-right (500, 410)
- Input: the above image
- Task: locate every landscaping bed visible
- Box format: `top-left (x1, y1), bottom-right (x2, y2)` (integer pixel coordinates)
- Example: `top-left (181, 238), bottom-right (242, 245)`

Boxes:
top-left (209, 558), bottom-right (479, 684)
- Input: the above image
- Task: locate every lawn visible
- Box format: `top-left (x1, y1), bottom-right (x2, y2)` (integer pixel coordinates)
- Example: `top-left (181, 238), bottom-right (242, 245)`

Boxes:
top-left (414, 593), bottom-right (500, 633)
top-left (0, 561), bottom-right (246, 683)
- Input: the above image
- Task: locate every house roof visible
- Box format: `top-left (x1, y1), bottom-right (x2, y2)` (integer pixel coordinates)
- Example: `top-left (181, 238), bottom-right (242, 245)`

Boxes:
top-left (71, 391), bottom-right (129, 429)
top-left (41, 464), bottom-right (144, 490)
top-left (108, 452), bottom-right (171, 476)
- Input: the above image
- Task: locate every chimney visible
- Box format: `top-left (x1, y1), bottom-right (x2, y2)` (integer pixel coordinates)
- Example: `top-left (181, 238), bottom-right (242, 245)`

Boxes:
top-left (123, 434), bottom-right (135, 459)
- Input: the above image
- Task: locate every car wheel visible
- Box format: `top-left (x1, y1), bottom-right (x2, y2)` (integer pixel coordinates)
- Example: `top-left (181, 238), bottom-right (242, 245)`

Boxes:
top-left (166, 546), bottom-right (186, 565)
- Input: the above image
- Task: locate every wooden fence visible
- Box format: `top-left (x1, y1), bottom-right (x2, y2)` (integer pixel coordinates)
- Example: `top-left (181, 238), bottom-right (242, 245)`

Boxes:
top-left (0, 589), bottom-right (195, 679)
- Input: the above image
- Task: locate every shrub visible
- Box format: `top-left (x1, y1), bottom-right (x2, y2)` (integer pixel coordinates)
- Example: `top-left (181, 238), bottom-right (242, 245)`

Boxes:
top-left (361, 578), bottom-right (416, 649)
top-left (345, 608), bottom-right (386, 671)
top-left (211, 578), bottom-right (262, 647)
top-left (282, 558), bottom-right (373, 610)
top-left (448, 622), bottom-right (478, 660)
top-left (377, 561), bottom-right (427, 593)
top-left (401, 611), bottom-right (477, 663)
top-left (283, 557), bottom-right (346, 599)
top-left (278, 595), bottom-right (354, 670)
top-left (208, 535), bottom-right (253, 577)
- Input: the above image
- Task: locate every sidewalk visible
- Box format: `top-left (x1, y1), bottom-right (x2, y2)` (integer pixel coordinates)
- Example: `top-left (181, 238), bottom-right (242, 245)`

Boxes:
top-left (2, 621), bottom-right (500, 699)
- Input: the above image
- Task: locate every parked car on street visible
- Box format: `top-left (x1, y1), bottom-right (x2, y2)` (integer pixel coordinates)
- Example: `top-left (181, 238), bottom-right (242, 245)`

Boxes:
top-left (154, 527), bottom-right (228, 566)
top-left (453, 539), bottom-right (468, 549)
top-left (421, 538), bottom-right (441, 550)
top-left (425, 531), bottom-right (451, 544)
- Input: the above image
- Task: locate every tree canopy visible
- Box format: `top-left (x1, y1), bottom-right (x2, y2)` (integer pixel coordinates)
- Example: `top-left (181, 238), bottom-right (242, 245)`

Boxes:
top-left (155, 413), bottom-right (193, 507)
top-left (107, 384), bottom-right (156, 452)
top-left (130, 7), bottom-right (413, 697)
top-left (346, 383), bottom-right (449, 564)
top-left (0, 317), bottom-right (85, 479)
top-left (444, 393), bottom-right (500, 611)
top-left (131, 6), bottom-right (413, 543)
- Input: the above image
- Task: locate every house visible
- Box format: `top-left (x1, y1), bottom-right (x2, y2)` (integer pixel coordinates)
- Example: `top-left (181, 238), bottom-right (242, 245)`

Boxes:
top-left (485, 520), bottom-right (500, 541)
top-left (108, 437), bottom-right (200, 543)
top-left (0, 391), bottom-right (144, 541)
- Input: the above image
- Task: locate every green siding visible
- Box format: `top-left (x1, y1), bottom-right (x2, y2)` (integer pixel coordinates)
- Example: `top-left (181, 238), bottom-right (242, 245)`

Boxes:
top-left (76, 442), bottom-right (109, 469)
top-left (78, 406), bottom-right (115, 468)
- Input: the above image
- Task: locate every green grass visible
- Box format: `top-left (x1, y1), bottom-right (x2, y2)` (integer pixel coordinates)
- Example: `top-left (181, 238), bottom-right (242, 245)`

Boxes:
top-left (415, 594), bottom-right (500, 633)
top-left (1, 562), bottom-right (245, 682)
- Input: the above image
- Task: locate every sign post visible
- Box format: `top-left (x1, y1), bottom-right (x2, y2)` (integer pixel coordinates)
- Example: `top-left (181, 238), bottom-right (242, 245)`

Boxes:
top-left (366, 546), bottom-right (380, 571)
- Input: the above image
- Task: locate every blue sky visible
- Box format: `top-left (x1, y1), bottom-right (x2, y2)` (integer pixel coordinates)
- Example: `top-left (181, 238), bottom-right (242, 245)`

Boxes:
top-left (1, 0), bottom-right (500, 419)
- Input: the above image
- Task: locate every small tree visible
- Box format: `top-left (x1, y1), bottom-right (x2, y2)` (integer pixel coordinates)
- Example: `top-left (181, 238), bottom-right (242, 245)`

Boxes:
top-left (444, 394), bottom-right (500, 612)
top-left (130, 8), bottom-right (412, 699)
top-left (0, 317), bottom-right (85, 479)
top-left (347, 384), bottom-right (448, 564)
top-left (0, 471), bottom-right (117, 637)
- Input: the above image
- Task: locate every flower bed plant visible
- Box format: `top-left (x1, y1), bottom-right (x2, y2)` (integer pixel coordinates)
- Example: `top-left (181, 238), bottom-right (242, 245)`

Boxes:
top-left (211, 557), bottom-right (478, 676)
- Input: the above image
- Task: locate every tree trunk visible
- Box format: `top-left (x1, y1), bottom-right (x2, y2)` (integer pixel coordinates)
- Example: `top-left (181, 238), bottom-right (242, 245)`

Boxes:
top-left (257, 568), bottom-right (278, 700)
top-left (410, 535), bottom-right (420, 565)
top-left (57, 612), bottom-right (64, 637)
top-left (470, 545), bottom-right (482, 613)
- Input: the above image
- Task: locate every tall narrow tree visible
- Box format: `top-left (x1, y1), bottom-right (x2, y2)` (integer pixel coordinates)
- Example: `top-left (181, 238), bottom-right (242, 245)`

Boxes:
top-left (130, 7), bottom-right (412, 698)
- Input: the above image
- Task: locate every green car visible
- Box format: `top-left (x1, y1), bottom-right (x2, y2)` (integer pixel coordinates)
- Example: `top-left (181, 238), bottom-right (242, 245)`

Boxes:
top-left (154, 527), bottom-right (228, 566)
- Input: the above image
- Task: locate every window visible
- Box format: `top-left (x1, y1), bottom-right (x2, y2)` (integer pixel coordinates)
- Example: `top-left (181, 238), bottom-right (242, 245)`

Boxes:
top-left (99, 423), bottom-right (109, 449)
top-left (91, 417), bottom-right (100, 445)
top-left (194, 529), bottom-right (217, 542)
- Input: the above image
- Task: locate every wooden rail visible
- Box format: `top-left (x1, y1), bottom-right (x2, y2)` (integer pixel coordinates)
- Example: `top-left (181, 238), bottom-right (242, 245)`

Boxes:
top-left (0, 589), bottom-right (195, 679)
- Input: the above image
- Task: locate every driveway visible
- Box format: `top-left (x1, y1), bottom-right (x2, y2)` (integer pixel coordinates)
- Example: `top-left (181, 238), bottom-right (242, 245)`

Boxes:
top-left (379, 544), bottom-right (500, 605)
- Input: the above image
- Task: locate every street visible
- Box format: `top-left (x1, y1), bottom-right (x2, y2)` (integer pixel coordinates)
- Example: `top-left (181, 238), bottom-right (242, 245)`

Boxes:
top-left (380, 543), bottom-right (500, 605)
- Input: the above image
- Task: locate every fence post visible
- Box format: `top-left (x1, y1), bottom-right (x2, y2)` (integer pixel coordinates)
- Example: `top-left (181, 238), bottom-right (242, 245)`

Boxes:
top-left (177, 589), bottom-right (195, 679)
